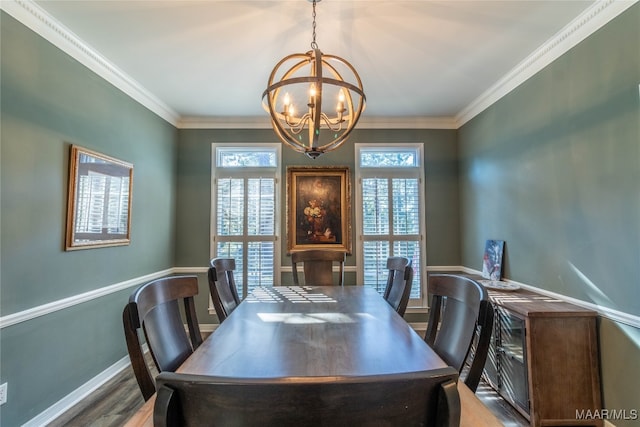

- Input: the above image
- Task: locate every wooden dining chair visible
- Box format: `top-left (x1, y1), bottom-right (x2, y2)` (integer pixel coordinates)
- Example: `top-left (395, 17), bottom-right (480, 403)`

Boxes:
top-left (153, 368), bottom-right (461, 427)
top-left (382, 256), bottom-right (413, 316)
top-left (122, 275), bottom-right (203, 401)
top-left (207, 257), bottom-right (241, 322)
top-left (424, 273), bottom-right (494, 393)
top-left (291, 249), bottom-right (346, 286)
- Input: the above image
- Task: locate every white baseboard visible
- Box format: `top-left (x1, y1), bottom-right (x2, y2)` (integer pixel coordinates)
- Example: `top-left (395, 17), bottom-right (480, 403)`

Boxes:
top-left (199, 323), bottom-right (218, 334)
top-left (20, 324), bottom-right (224, 427)
top-left (22, 356), bottom-right (131, 427)
top-left (9, 265), bottom-right (640, 426)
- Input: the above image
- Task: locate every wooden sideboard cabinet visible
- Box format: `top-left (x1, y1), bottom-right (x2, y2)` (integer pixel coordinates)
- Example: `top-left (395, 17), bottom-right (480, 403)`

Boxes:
top-left (483, 288), bottom-right (603, 427)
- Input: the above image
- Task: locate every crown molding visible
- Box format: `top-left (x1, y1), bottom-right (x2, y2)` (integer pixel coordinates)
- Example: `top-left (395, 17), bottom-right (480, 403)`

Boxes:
top-left (0, 0), bottom-right (180, 126)
top-left (357, 116), bottom-right (458, 130)
top-left (178, 116), bottom-right (272, 129)
top-left (177, 115), bottom-right (458, 130)
top-left (2, 0), bottom-right (636, 130)
top-left (456, 0), bottom-right (638, 126)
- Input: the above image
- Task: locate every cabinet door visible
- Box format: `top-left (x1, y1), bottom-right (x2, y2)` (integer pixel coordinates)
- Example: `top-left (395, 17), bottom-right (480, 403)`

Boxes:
top-left (497, 308), bottom-right (530, 416)
top-left (483, 313), bottom-right (500, 388)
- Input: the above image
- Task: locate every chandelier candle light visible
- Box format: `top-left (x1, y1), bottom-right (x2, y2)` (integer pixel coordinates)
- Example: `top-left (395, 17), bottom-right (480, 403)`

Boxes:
top-left (262, 0), bottom-right (366, 159)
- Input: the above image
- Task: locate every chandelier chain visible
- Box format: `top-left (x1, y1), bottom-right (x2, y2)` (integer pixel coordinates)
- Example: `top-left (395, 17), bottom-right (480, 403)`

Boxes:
top-left (311, 0), bottom-right (318, 49)
top-left (263, 0), bottom-right (365, 158)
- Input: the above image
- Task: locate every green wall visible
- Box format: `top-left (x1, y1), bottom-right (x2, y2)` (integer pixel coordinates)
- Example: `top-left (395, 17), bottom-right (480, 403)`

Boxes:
top-left (0, 11), bottom-right (460, 424)
top-left (175, 128), bottom-right (459, 268)
top-left (0, 12), bottom-right (178, 426)
top-left (3, 2), bottom-right (639, 426)
top-left (458, 4), bottom-right (640, 424)
top-left (175, 128), bottom-right (459, 323)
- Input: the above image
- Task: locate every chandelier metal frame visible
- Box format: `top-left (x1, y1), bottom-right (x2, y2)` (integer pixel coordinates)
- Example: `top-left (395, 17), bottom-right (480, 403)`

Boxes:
top-left (262, 0), bottom-right (366, 159)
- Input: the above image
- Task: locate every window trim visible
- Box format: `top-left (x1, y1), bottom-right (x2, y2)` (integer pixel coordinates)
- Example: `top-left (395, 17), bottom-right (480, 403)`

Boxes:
top-left (354, 143), bottom-right (428, 309)
top-left (215, 145), bottom-right (279, 168)
top-left (210, 143), bottom-right (281, 302)
top-left (358, 146), bottom-right (420, 168)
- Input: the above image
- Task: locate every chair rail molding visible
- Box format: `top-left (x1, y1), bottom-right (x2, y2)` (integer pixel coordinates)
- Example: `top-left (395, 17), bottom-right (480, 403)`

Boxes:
top-left (0, 269), bottom-right (173, 329)
top-left (4, 265), bottom-right (637, 329)
top-left (12, 266), bottom-right (637, 427)
top-left (462, 268), bottom-right (640, 329)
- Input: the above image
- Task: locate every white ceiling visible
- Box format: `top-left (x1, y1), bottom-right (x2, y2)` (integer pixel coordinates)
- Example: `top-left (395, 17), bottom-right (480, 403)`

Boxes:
top-left (10, 1), bottom-right (629, 127)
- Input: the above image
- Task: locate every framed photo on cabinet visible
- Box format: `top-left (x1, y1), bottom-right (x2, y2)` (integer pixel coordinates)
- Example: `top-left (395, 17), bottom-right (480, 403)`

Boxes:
top-left (482, 239), bottom-right (505, 280)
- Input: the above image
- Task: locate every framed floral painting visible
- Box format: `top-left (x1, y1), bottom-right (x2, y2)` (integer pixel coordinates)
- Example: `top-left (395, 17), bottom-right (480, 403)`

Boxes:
top-left (286, 166), bottom-right (351, 254)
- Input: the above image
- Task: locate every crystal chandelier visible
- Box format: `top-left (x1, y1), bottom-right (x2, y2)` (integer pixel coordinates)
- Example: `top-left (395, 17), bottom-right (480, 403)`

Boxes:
top-left (262, 0), bottom-right (366, 159)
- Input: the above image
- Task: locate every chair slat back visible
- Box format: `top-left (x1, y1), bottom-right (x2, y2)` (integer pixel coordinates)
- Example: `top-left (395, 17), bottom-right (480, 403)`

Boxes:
top-left (291, 250), bottom-right (345, 286)
top-left (154, 368), bottom-right (460, 427)
top-left (143, 301), bottom-right (193, 372)
top-left (123, 275), bottom-right (202, 401)
top-left (383, 256), bottom-right (413, 316)
top-left (424, 273), bottom-right (494, 392)
top-left (208, 258), bottom-right (241, 322)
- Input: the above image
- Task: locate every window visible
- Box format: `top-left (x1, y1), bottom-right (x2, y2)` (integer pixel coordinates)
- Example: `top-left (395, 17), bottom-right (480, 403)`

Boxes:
top-left (76, 168), bottom-right (129, 236)
top-left (211, 144), bottom-right (280, 300)
top-left (355, 144), bottom-right (427, 308)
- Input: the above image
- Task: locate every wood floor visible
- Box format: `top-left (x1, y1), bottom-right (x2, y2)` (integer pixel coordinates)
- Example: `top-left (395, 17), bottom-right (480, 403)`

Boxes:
top-left (47, 364), bottom-right (529, 426)
top-left (47, 364), bottom-right (144, 427)
top-left (473, 380), bottom-right (529, 427)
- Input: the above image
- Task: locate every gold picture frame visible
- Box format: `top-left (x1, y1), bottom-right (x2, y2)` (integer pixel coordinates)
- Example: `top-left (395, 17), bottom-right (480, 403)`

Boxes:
top-left (286, 166), bottom-right (351, 254)
top-left (65, 145), bottom-right (133, 250)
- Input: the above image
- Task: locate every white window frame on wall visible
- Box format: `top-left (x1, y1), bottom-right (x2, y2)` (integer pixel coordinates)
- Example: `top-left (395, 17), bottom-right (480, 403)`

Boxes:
top-left (210, 143), bottom-right (281, 302)
top-left (354, 143), bottom-right (428, 310)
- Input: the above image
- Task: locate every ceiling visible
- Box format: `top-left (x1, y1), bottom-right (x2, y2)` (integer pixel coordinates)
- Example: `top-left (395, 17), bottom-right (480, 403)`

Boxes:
top-left (21, 1), bottom-right (611, 127)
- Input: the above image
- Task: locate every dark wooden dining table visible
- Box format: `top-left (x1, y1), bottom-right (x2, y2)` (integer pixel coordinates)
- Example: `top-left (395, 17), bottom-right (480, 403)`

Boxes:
top-left (125, 286), bottom-right (502, 427)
